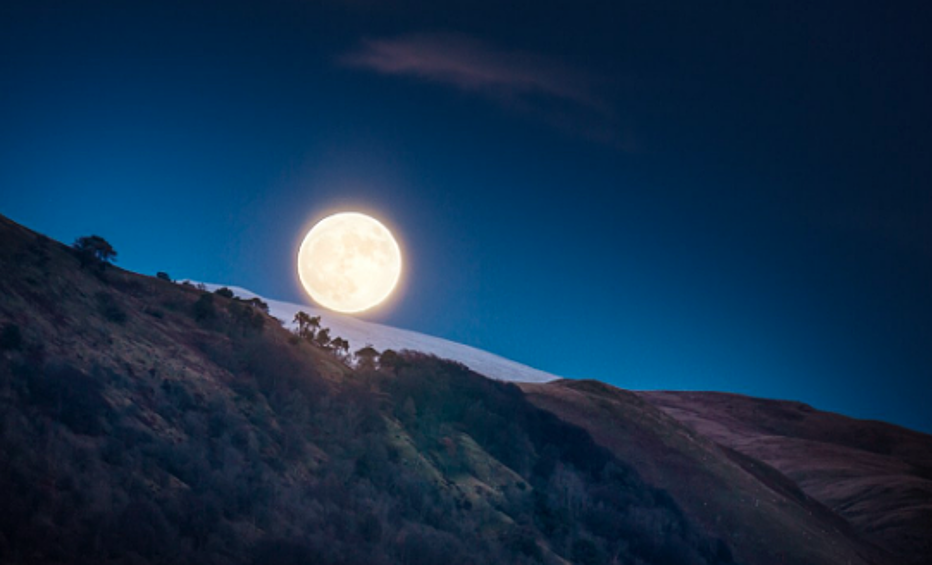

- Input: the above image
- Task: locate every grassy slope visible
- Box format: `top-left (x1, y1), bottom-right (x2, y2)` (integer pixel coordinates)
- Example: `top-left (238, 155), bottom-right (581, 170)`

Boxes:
top-left (640, 390), bottom-right (932, 565)
top-left (0, 214), bottom-right (735, 565)
top-left (520, 380), bottom-right (895, 565)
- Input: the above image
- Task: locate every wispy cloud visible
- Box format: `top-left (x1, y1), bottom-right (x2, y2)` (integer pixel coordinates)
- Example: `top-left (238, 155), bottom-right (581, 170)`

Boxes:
top-left (341, 32), bottom-right (609, 114)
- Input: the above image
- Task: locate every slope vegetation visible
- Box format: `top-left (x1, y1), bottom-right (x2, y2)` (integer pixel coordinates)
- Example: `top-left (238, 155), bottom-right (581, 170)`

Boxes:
top-left (0, 214), bottom-right (733, 565)
top-left (640, 391), bottom-right (932, 565)
top-left (520, 380), bottom-right (897, 565)
top-left (194, 283), bottom-right (558, 384)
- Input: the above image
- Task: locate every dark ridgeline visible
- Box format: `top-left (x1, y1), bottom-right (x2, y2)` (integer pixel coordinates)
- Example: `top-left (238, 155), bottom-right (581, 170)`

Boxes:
top-left (0, 213), bottom-right (733, 564)
top-left (0, 212), bottom-right (927, 565)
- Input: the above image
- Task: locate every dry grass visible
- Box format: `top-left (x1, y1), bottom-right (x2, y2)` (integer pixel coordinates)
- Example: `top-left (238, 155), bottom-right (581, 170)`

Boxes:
top-left (641, 390), bottom-right (932, 564)
top-left (520, 380), bottom-right (897, 565)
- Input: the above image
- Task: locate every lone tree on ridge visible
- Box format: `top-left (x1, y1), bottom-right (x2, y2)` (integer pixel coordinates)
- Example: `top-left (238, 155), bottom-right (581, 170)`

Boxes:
top-left (73, 235), bottom-right (117, 268)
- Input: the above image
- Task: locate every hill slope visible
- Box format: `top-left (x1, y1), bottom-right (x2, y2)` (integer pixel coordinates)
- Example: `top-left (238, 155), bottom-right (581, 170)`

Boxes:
top-left (520, 380), bottom-right (895, 565)
top-left (193, 283), bottom-right (558, 384)
top-left (0, 213), bottom-right (922, 565)
top-left (639, 391), bottom-right (932, 565)
top-left (0, 214), bottom-right (736, 564)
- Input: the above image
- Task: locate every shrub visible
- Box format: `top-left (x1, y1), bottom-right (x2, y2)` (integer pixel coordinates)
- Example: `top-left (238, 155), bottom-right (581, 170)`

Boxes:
top-left (95, 292), bottom-right (127, 324)
top-left (214, 287), bottom-right (234, 299)
top-left (234, 296), bottom-right (270, 313)
top-left (227, 300), bottom-right (265, 332)
top-left (156, 271), bottom-right (172, 282)
top-left (245, 297), bottom-right (270, 313)
top-left (25, 364), bottom-right (111, 435)
top-left (193, 293), bottom-right (216, 323)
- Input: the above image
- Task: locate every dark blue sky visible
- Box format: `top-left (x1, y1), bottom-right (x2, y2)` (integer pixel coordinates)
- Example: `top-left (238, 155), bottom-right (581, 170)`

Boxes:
top-left (2, 0), bottom-right (930, 432)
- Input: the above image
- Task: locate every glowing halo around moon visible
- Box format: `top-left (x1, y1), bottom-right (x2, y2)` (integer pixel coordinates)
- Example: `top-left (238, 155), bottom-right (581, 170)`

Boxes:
top-left (297, 212), bottom-right (402, 314)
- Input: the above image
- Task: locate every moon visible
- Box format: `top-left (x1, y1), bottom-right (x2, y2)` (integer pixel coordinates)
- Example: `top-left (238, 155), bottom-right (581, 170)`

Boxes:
top-left (297, 212), bottom-right (402, 313)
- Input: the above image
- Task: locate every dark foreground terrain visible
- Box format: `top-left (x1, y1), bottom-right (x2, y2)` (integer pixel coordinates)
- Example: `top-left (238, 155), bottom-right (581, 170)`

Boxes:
top-left (0, 213), bottom-right (926, 565)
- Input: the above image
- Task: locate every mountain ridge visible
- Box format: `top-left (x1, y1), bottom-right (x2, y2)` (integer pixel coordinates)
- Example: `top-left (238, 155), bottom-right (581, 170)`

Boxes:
top-left (188, 282), bottom-right (559, 384)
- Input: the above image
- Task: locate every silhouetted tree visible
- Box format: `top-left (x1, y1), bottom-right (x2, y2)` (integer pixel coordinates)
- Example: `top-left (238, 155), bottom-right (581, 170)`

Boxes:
top-left (243, 297), bottom-right (270, 313)
top-left (228, 300), bottom-right (265, 332)
top-left (379, 349), bottom-right (401, 372)
top-left (293, 311), bottom-right (320, 340)
top-left (73, 235), bottom-right (116, 267)
top-left (213, 287), bottom-right (234, 299)
top-left (156, 271), bottom-right (172, 282)
top-left (354, 345), bottom-right (379, 371)
top-left (330, 337), bottom-right (350, 360)
top-left (314, 327), bottom-right (331, 349)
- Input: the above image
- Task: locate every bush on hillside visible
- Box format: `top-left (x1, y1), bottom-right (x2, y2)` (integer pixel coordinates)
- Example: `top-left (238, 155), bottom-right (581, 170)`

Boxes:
top-left (20, 363), bottom-right (112, 435)
top-left (96, 292), bottom-right (128, 324)
top-left (0, 283), bottom-right (736, 565)
top-left (214, 287), bottom-right (234, 299)
top-left (193, 292), bottom-right (217, 323)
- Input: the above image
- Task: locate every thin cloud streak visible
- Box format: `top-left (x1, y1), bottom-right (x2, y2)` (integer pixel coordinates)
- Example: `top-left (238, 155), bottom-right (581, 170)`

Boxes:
top-left (341, 32), bottom-right (608, 113)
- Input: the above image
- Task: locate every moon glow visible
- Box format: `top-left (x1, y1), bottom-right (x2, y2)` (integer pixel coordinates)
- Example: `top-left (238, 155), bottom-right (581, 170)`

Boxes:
top-left (297, 212), bottom-right (402, 313)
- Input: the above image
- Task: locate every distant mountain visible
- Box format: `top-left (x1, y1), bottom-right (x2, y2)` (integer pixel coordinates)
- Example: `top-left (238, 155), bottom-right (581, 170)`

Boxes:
top-left (191, 283), bottom-right (558, 384)
top-left (0, 212), bottom-right (925, 565)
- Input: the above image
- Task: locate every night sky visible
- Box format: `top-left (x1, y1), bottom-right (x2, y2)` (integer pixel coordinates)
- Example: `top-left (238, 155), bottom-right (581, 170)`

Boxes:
top-left (2, 1), bottom-right (930, 432)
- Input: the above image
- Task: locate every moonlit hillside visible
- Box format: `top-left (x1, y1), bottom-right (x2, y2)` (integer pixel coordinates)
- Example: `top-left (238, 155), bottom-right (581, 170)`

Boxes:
top-left (196, 283), bottom-right (559, 384)
top-left (2, 215), bottom-right (930, 565)
top-left (3, 0), bottom-right (931, 562)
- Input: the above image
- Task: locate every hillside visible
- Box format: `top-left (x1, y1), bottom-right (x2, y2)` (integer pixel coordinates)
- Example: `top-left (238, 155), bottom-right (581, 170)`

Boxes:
top-left (1, 213), bottom-right (923, 565)
top-left (519, 380), bottom-right (895, 565)
top-left (192, 283), bottom-right (558, 384)
top-left (639, 391), bottom-right (932, 565)
top-left (0, 214), bottom-right (735, 564)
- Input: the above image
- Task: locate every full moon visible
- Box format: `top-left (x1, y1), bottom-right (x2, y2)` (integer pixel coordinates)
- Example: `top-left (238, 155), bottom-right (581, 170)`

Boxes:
top-left (297, 212), bottom-right (402, 313)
